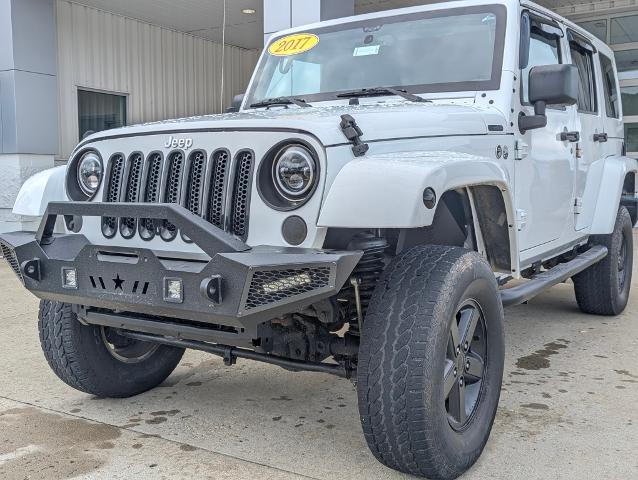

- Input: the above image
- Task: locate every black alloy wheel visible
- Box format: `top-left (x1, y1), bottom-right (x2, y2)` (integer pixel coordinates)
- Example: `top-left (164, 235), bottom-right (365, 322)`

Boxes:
top-left (444, 300), bottom-right (488, 430)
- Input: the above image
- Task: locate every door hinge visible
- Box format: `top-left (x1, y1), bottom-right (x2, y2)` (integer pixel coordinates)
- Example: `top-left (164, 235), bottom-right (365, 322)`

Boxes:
top-left (574, 197), bottom-right (583, 214)
top-left (516, 209), bottom-right (528, 231)
top-left (515, 140), bottom-right (529, 161)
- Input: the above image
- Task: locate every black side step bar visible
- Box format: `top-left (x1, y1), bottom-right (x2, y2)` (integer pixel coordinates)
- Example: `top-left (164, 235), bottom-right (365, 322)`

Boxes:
top-left (501, 245), bottom-right (608, 307)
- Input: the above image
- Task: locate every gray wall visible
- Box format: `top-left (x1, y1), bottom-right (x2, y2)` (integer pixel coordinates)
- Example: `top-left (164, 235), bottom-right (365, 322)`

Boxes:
top-left (263, 0), bottom-right (354, 43)
top-left (0, 0), bottom-right (58, 155)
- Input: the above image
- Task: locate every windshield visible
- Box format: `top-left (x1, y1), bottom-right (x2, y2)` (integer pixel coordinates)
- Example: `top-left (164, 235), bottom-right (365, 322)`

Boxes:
top-left (246, 5), bottom-right (506, 107)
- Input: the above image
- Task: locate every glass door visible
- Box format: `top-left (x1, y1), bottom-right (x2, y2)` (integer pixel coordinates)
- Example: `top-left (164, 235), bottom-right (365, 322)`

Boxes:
top-left (575, 12), bottom-right (638, 156)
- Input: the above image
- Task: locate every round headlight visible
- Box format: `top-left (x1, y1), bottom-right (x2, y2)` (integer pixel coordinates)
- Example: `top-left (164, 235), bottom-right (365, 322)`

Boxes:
top-left (272, 145), bottom-right (316, 200)
top-left (77, 151), bottom-right (103, 196)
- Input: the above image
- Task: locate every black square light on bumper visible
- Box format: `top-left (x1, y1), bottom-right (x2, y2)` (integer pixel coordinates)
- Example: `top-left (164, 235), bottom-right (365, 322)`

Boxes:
top-left (0, 202), bottom-right (362, 344)
top-left (62, 267), bottom-right (79, 289)
top-left (163, 277), bottom-right (184, 303)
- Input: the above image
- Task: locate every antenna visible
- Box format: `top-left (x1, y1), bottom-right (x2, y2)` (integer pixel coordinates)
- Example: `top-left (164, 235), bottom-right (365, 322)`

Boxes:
top-left (220, 0), bottom-right (227, 111)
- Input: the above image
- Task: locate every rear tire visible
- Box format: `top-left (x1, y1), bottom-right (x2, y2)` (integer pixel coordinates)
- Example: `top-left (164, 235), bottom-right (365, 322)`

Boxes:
top-left (38, 301), bottom-right (184, 398)
top-left (357, 245), bottom-right (505, 480)
top-left (573, 206), bottom-right (633, 315)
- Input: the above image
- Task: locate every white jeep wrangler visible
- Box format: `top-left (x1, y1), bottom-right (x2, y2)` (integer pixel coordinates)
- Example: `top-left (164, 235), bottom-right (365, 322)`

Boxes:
top-left (1, 0), bottom-right (636, 478)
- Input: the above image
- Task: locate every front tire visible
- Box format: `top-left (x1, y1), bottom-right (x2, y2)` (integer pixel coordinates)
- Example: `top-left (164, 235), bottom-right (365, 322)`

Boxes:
top-left (357, 246), bottom-right (505, 480)
top-left (38, 301), bottom-right (184, 398)
top-left (573, 206), bottom-right (633, 316)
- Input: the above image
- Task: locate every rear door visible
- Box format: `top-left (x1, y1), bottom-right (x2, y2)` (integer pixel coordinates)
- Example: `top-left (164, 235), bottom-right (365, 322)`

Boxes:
top-left (598, 53), bottom-right (624, 156)
top-left (567, 31), bottom-right (606, 231)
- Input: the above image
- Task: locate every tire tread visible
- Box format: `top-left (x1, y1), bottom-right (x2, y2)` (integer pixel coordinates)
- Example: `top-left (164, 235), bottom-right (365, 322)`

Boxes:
top-left (38, 300), bottom-right (184, 398)
top-left (357, 245), bottom-right (503, 480)
top-left (574, 207), bottom-right (633, 316)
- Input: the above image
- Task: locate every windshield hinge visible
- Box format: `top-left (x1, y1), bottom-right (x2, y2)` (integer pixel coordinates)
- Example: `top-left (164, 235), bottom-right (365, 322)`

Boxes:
top-left (515, 140), bottom-right (529, 161)
top-left (340, 114), bottom-right (369, 157)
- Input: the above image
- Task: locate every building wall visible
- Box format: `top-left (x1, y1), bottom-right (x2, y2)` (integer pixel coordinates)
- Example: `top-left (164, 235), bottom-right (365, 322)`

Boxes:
top-left (559, 7), bottom-right (638, 155)
top-left (0, 0), bottom-right (58, 234)
top-left (56, 0), bottom-right (261, 160)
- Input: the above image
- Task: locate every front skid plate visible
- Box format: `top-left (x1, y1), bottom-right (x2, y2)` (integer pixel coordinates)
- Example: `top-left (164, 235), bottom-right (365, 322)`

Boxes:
top-left (0, 231), bottom-right (361, 338)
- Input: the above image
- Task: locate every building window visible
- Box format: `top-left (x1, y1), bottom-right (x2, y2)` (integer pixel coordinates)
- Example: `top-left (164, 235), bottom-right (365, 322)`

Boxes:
top-left (614, 49), bottom-right (638, 74)
top-left (600, 54), bottom-right (620, 118)
top-left (621, 85), bottom-right (638, 116)
top-left (624, 123), bottom-right (638, 154)
top-left (580, 19), bottom-right (607, 42)
top-left (611, 14), bottom-right (638, 45)
top-left (78, 89), bottom-right (127, 140)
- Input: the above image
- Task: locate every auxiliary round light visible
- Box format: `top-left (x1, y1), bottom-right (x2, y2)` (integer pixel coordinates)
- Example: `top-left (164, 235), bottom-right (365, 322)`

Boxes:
top-left (282, 216), bottom-right (308, 246)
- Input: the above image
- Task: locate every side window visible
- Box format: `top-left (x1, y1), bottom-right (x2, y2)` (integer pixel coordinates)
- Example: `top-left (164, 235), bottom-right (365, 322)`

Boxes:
top-left (600, 53), bottom-right (620, 118)
top-left (522, 27), bottom-right (561, 103)
top-left (569, 39), bottom-right (597, 113)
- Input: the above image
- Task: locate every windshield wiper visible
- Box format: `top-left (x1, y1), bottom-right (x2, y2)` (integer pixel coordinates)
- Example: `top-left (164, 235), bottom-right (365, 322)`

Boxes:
top-left (337, 87), bottom-right (429, 103)
top-left (250, 96), bottom-right (312, 108)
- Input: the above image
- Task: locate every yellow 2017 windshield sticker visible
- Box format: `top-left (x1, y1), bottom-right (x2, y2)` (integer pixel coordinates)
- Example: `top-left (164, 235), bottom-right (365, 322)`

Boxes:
top-left (268, 34), bottom-right (319, 57)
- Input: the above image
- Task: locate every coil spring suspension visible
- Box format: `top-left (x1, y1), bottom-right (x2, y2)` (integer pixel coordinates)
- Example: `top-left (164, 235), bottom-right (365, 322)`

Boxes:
top-left (342, 232), bottom-right (388, 334)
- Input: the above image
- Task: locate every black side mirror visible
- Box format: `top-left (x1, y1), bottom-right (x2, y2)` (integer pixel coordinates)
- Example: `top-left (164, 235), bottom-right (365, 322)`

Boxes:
top-left (226, 93), bottom-right (245, 113)
top-left (519, 64), bottom-right (579, 133)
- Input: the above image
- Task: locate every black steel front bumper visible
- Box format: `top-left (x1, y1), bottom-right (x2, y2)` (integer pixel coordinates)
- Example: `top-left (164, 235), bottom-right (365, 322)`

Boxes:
top-left (0, 202), bottom-right (361, 348)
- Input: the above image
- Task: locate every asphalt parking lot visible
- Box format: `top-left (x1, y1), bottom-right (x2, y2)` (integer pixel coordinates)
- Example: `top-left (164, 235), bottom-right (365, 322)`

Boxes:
top-left (0, 251), bottom-right (637, 480)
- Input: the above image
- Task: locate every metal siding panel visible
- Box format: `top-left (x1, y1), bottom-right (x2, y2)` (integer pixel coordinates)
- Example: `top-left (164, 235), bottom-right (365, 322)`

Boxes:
top-left (56, 0), bottom-right (259, 159)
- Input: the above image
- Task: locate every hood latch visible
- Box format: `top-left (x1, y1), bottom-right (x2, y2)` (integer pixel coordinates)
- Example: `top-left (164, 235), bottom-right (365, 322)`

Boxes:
top-left (340, 114), bottom-right (369, 157)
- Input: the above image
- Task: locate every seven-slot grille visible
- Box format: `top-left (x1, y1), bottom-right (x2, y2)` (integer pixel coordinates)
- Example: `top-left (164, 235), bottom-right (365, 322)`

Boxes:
top-left (101, 149), bottom-right (254, 242)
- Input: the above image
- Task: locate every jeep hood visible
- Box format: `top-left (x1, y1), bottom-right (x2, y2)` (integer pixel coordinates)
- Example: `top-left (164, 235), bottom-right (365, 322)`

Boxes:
top-left (81, 102), bottom-right (507, 149)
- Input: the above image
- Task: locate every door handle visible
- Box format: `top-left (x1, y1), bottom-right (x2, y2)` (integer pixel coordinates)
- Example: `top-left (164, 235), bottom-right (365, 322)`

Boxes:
top-left (593, 133), bottom-right (608, 143)
top-left (560, 131), bottom-right (580, 142)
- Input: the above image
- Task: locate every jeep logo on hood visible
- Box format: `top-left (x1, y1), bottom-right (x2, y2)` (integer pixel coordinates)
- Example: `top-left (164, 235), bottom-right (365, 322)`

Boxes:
top-left (165, 135), bottom-right (193, 150)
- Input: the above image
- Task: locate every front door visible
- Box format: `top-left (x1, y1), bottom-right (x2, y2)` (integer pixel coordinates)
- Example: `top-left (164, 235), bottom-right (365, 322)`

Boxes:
top-left (516, 17), bottom-right (578, 252)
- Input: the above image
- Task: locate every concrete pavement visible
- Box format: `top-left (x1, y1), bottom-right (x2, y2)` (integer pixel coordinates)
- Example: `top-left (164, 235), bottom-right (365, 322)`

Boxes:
top-left (0, 255), bottom-right (637, 479)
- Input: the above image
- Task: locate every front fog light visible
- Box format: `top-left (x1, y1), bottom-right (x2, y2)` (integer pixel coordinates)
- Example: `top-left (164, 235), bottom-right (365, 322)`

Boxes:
top-left (62, 268), bottom-right (78, 289)
top-left (262, 272), bottom-right (312, 294)
top-left (164, 278), bottom-right (183, 303)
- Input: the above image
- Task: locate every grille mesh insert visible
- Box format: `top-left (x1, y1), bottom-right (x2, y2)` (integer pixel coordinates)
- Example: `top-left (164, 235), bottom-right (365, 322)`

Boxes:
top-left (165, 151), bottom-right (184, 204)
top-left (185, 151), bottom-right (207, 216)
top-left (102, 154), bottom-right (125, 237)
top-left (120, 153), bottom-right (144, 237)
top-left (139, 152), bottom-right (163, 239)
top-left (0, 243), bottom-right (23, 282)
top-left (208, 150), bottom-right (230, 229)
top-left (161, 151), bottom-right (185, 239)
top-left (231, 151), bottom-right (254, 241)
top-left (245, 267), bottom-right (331, 310)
